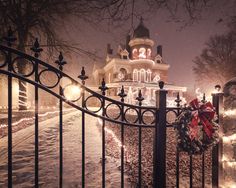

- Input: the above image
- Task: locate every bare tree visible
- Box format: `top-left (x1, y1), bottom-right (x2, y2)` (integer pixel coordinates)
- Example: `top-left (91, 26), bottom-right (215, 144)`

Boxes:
top-left (193, 26), bottom-right (236, 88)
top-left (0, 0), bottom-right (216, 51)
top-left (0, 0), bottom-right (221, 109)
top-left (0, 0), bottom-right (135, 110)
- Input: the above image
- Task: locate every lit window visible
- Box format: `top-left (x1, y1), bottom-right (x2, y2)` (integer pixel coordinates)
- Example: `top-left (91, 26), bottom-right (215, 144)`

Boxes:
top-left (118, 68), bottom-right (127, 81)
top-left (133, 69), bottom-right (138, 81)
top-left (140, 69), bottom-right (146, 82)
top-left (147, 69), bottom-right (152, 82)
top-left (132, 48), bottom-right (138, 59)
top-left (118, 72), bottom-right (124, 80)
top-left (138, 48), bottom-right (146, 59)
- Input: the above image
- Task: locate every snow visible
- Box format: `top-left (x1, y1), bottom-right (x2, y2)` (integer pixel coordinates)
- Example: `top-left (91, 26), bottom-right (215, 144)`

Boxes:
top-left (0, 111), bottom-right (130, 187)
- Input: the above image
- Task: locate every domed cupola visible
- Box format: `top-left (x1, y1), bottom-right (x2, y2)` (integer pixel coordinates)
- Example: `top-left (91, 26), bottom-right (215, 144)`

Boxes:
top-left (129, 18), bottom-right (154, 60)
top-left (133, 18), bottom-right (150, 39)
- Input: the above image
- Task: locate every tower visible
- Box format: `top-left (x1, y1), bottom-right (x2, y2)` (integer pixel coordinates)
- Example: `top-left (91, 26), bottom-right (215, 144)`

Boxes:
top-left (129, 18), bottom-right (154, 60)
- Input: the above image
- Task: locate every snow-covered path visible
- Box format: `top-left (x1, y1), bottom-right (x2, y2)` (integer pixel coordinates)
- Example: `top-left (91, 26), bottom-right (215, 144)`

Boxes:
top-left (0, 111), bottom-right (130, 187)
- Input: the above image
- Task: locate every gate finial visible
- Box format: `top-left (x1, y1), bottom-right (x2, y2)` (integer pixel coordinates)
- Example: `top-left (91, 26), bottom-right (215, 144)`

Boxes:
top-left (30, 38), bottom-right (43, 58)
top-left (118, 85), bottom-right (127, 102)
top-left (175, 92), bottom-right (182, 107)
top-left (136, 89), bottom-right (144, 106)
top-left (215, 84), bottom-right (221, 92)
top-left (158, 81), bottom-right (164, 89)
top-left (99, 78), bottom-right (108, 95)
top-left (201, 93), bottom-right (206, 103)
top-left (55, 52), bottom-right (67, 71)
top-left (78, 67), bottom-right (88, 85)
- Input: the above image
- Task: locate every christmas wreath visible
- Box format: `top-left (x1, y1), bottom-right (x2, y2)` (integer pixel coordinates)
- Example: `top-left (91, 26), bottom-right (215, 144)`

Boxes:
top-left (175, 99), bottom-right (219, 155)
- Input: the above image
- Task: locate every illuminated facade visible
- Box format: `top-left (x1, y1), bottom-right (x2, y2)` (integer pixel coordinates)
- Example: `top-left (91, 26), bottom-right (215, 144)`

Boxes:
top-left (92, 19), bottom-right (186, 106)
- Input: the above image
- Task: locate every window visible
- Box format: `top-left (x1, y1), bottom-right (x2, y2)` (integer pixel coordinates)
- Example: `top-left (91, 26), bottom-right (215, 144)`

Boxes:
top-left (140, 69), bottom-right (146, 82)
top-left (147, 48), bottom-right (152, 59)
top-left (118, 68), bottom-right (127, 81)
top-left (133, 69), bottom-right (153, 82)
top-left (133, 69), bottom-right (138, 81)
top-left (132, 48), bottom-right (138, 59)
top-left (147, 69), bottom-right (152, 82)
top-left (138, 48), bottom-right (146, 59)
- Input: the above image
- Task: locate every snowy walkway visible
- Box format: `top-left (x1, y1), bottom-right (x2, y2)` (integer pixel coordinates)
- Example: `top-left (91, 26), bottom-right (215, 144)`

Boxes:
top-left (0, 111), bottom-right (130, 187)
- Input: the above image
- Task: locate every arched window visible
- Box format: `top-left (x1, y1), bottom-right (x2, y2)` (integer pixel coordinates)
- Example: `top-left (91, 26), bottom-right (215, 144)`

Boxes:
top-left (147, 69), bottom-right (152, 82)
top-left (133, 69), bottom-right (138, 81)
top-left (118, 68), bottom-right (127, 81)
top-left (140, 69), bottom-right (146, 82)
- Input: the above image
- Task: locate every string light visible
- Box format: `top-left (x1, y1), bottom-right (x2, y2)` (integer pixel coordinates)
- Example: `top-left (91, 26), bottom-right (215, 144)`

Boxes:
top-left (224, 161), bottom-right (236, 168)
top-left (222, 134), bottom-right (236, 144)
top-left (0, 108), bottom-right (74, 129)
top-left (18, 82), bottom-right (28, 108)
top-left (224, 109), bottom-right (236, 117)
top-left (222, 182), bottom-right (236, 188)
top-left (221, 154), bottom-right (236, 168)
top-left (97, 117), bottom-right (129, 162)
top-left (166, 97), bottom-right (187, 107)
top-left (222, 133), bottom-right (236, 171)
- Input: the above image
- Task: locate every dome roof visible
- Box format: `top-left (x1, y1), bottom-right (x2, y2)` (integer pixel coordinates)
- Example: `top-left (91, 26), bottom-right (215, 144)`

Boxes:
top-left (133, 18), bottom-right (150, 39)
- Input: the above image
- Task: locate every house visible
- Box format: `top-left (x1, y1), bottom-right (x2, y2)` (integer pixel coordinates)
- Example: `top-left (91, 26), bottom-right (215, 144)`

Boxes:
top-left (91, 19), bottom-right (186, 106)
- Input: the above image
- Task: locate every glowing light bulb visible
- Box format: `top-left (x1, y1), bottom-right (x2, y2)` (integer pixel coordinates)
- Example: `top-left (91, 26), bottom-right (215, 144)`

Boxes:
top-left (64, 84), bottom-right (81, 101)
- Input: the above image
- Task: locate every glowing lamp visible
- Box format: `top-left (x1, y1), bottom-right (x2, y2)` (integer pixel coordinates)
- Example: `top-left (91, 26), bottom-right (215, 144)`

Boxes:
top-left (63, 84), bottom-right (81, 101)
top-left (214, 84), bottom-right (221, 93)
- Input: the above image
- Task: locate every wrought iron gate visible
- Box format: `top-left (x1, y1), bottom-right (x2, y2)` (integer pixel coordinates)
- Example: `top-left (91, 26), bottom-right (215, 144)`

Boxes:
top-left (0, 32), bottom-right (222, 188)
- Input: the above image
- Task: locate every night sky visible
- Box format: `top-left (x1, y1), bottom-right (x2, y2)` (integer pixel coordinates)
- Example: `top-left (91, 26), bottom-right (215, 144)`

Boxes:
top-left (61, 1), bottom-right (235, 94)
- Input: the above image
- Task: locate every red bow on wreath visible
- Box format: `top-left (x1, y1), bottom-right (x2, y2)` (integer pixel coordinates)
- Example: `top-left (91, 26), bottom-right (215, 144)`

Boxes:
top-left (189, 99), bottom-right (215, 140)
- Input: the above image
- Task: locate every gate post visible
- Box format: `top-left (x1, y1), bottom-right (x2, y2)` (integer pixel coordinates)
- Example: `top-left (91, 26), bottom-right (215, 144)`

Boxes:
top-left (212, 85), bottom-right (224, 188)
top-left (153, 81), bottom-right (167, 188)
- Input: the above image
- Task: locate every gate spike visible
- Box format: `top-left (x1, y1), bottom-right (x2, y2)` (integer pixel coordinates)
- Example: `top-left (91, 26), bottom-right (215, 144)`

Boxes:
top-left (78, 67), bottom-right (88, 85)
top-left (118, 85), bottom-right (127, 102)
top-left (58, 52), bottom-right (63, 62)
top-left (201, 93), bottom-right (206, 103)
top-left (55, 52), bottom-right (67, 72)
top-left (30, 38), bottom-right (43, 58)
top-left (136, 89), bottom-right (144, 106)
top-left (99, 78), bottom-right (108, 95)
top-left (55, 52), bottom-right (67, 68)
top-left (175, 92), bottom-right (182, 107)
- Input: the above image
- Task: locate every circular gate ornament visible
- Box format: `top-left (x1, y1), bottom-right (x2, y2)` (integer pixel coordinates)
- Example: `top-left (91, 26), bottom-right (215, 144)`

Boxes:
top-left (175, 99), bottom-right (220, 155)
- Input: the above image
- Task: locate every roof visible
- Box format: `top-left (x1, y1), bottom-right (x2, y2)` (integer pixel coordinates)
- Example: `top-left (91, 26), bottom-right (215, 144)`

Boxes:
top-left (133, 18), bottom-right (150, 39)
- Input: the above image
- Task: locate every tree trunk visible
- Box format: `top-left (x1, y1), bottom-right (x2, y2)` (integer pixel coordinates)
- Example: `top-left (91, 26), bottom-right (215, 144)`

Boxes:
top-left (17, 31), bottom-right (28, 110)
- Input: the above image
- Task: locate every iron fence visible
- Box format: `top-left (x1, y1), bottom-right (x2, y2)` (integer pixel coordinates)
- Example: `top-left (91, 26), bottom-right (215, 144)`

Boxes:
top-left (0, 30), bottom-right (223, 188)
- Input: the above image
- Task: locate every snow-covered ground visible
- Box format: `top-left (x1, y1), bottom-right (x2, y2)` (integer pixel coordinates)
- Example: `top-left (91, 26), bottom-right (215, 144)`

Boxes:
top-left (0, 111), bottom-right (130, 187)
